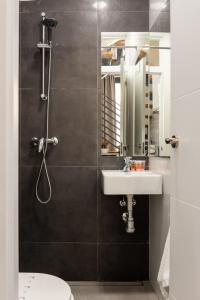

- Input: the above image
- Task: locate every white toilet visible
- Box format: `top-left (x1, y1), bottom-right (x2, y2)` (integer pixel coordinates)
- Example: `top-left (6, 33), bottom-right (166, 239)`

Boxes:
top-left (19, 273), bottom-right (74, 300)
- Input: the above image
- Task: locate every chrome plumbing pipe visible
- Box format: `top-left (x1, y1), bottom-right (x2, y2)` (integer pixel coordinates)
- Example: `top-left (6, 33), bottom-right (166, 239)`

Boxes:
top-left (126, 195), bottom-right (135, 233)
top-left (41, 12), bottom-right (47, 101)
top-left (121, 195), bottom-right (136, 233)
top-left (40, 12), bottom-right (48, 101)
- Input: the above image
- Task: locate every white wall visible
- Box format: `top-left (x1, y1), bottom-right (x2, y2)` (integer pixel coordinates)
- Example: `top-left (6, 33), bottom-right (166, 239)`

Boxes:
top-left (148, 29), bottom-right (171, 300)
top-left (170, 0), bottom-right (200, 299)
top-left (0, 0), bottom-right (19, 299)
top-left (149, 157), bottom-right (170, 299)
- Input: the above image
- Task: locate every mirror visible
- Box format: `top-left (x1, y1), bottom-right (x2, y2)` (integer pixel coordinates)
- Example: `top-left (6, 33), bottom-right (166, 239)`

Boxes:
top-left (101, 32), bottom-right (171, 157)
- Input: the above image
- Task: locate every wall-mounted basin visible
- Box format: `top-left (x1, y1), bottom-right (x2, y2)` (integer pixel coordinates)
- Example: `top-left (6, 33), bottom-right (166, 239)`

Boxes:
top-left (102, 170), bottom-right (162, 195)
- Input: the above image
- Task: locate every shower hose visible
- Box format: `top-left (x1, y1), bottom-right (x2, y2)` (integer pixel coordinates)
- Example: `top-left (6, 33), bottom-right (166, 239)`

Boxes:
top-left (35, 45), bottom-right (52, 204)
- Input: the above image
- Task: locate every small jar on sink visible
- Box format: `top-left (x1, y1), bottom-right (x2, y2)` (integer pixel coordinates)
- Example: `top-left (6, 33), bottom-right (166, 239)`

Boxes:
top-left (131, 160), bottom-right (145, 171)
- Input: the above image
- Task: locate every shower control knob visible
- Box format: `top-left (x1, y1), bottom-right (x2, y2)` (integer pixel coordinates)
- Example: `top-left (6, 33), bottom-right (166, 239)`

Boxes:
top-left (51, 137), bottom-right (58, 146)
top-left (46, 137), bottom-right (59, 146)
top-left (31, 137), bottom-right (39, 147)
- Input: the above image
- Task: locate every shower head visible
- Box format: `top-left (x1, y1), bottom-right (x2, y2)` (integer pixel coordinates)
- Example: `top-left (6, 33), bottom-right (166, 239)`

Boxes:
top-left (42, 18), bottom-right (58, 28)
top-left (41, 17), bottom-right (58, 43)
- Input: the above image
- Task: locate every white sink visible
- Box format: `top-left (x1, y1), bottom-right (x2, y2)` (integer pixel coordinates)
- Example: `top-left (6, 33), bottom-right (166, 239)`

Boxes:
top-left (102, 170), bottom-right (162, 195)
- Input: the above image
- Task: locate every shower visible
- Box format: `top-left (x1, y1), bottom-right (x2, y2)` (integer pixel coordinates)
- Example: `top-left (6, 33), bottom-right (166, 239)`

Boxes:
top-left (32, 12), bottom-right (58, 204)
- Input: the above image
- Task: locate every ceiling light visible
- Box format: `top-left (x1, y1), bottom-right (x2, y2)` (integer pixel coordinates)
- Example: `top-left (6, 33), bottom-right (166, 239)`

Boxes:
top-left (93, 1), bottom-right (107, 9)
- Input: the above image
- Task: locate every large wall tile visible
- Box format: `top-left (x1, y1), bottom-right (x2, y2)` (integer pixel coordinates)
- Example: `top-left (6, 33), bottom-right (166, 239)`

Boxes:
top-left (20, 88), bottom-right (97, 166)
top-left (20, 242), bottom-right (97, 281)
top-left (48, 88), bottom-right (97, 166)
top-left (99, 11), bottom-right (149, 32)
top-left (20, 12), bottom-right (98, 89)
top-left (119, 0), bottom-right (149, 11)
top-left (20, 11), bottom-right (97, 48)
top-left (20, 88), bottom-right (46, 166)
top-left (171, 0), bottom-right (200, 98)
top-left (53, 12), bottom-right (97, 48)
top-left (149, 158), bottom-right (170, 292)
top-left (99, 156), bottom-right (124, 168)
top-left (150, 0), bottom-right (170, 12)
top-left (171, 199), bottom-right (200, 300)
top-left (20, 47), bottom-right (41, 90)
top-left (99, 193), bottom-right (149, 243)
top-left (99, 0), bottom-right (149, 11)
top-left (20, 0), bottom-right (97, 13)
top-left (150, 11), bottom-right (170, 32)
top-left (99, 243), bottom-right (149, 281)
top-left (20, 14), bottom-right (40, 48)
top-left (20, 166), bottom-right (97, 242)
top-left (98, 0), bottom-right (121, 11)
top-left (171, 92), bottom-right (200, 208)
top-left (51, 47), bottom-right (97, 89)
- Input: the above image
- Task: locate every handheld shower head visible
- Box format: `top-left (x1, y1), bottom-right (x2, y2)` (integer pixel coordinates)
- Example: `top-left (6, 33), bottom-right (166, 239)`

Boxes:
top-left (42, 18), bottom-right (58, 28)
top-left (42, 17), bottom-right (58, 43)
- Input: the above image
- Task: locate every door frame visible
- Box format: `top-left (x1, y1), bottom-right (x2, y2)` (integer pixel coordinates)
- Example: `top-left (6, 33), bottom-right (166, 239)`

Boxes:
top-left (0, 0), bottom-right (19, 299)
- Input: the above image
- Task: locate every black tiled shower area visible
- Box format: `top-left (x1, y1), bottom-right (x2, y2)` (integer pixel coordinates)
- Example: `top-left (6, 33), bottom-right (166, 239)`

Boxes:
top-left (19, 0), bottom-right (170, 281)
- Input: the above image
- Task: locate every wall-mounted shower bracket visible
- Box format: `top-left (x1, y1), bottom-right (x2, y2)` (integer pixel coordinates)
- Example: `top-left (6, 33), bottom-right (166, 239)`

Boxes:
top-left (121, 195), bottom-right (136, 234)
top-left (37, 42), bottom-right (52, 49)
top-left (38, 12), bottom-right (56, 101)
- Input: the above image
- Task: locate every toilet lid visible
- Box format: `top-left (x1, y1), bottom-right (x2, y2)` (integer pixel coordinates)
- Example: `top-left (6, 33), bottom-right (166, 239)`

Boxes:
top-left (19, 273), bottom-right (72, 300)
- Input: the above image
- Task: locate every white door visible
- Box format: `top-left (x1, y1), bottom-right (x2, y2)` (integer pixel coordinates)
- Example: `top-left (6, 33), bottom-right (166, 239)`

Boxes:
top-left (170, 0), bottom-right (200, 299)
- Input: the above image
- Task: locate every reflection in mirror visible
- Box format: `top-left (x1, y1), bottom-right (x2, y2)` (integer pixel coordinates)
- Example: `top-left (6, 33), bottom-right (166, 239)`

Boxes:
top-left (101, 32), bottom-right (171, 157)
top-left (149, 33), bottom-right (171, 157)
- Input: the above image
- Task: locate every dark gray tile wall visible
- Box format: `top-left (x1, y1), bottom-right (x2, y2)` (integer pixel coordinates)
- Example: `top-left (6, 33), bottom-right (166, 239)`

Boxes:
top-left (19, 0), bottom-right (149, 281)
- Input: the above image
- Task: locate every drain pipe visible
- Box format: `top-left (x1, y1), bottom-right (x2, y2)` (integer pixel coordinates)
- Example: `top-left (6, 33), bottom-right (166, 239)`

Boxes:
top-left (126, 195), bottom-right (135, 233)
top-left (121, 195), bottom-right (136, 233)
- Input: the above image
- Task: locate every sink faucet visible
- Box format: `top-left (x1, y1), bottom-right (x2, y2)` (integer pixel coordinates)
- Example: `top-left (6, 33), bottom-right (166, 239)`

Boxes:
top-left (123, 157), bottom-right (133, 172)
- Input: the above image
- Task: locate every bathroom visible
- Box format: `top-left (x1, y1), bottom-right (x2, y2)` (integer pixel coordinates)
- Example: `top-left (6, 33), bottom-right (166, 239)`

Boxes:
top-left (0, 0), bottom-right (199, 300)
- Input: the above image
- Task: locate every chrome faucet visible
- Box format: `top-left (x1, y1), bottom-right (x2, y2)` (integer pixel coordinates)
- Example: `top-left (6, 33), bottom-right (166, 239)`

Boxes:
top-left (123, 157), bottom-right (133, 172)
top-left (31, 137), bottom-right (58, 152)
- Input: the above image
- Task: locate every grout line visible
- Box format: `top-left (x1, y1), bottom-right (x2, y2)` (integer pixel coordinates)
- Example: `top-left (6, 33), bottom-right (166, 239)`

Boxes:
top-left (171, 196), bottom-right (200, 211)
top-left (19, 241), bottom-right (149, 245)
top-left (68, 281), bottom-right (144, 287)
top-left (20, 241), bottom-right (97, 245)
top-left (150, 9), bottom-right (170, 13)
top-left (20, 87), bottom-right (99, 90)
top-left (20, 10), bottom-right (150, 15)
top-left (20, 165), bottom-right (98, 168)
top-left (96, 9), bottom-right (99, 281)
top-left (172, 88), bottom-right (200, 102)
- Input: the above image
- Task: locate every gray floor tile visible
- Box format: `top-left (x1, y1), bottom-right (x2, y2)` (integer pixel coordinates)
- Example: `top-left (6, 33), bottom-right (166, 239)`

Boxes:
top-left (70, 283), bottom-right (158, 300)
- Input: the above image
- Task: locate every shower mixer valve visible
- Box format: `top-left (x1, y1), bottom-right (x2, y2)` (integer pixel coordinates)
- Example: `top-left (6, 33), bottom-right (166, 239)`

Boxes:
top-left (31, 137), bottom-right (59, 152)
